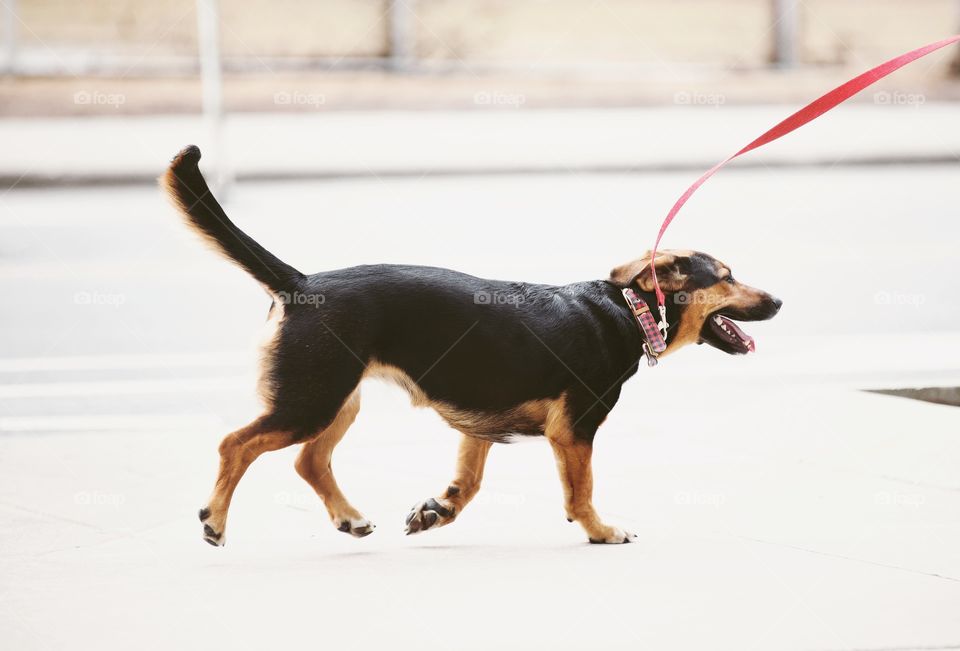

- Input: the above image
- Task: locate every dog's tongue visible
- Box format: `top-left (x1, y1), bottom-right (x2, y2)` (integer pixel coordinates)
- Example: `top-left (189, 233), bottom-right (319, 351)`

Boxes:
top-left (716, 315), bottom-right (756, 353)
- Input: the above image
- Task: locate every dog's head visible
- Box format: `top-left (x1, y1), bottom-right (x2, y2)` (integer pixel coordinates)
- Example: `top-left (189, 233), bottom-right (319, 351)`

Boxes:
top-left (609, 249), bottom-right (782, 356)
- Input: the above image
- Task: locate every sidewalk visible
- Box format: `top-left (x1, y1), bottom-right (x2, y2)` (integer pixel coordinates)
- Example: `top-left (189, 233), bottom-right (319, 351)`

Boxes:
top-left (1, 146), bottom-right (958, 649)
top-left (1, 370), bottom-right (958, 650)
top-left (3, 104), bottom-right (959, 187)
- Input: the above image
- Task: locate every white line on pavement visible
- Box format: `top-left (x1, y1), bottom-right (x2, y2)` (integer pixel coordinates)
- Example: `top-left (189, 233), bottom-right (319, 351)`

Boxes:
top-left (0, 414), bottom-right (224, 433)
top-left (0, 376), bottom-right (252, 398)
top-left (0, 352), bottom-right (250, 373)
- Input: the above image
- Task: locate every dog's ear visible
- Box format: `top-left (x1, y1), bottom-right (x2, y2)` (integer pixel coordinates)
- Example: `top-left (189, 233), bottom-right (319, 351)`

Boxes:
top-left (608, 251), bottom-right (687, 291)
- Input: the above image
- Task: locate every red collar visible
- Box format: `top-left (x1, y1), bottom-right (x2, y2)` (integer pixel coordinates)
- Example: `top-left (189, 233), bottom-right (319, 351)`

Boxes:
top-left (621, 287), bottom-right (667, 366)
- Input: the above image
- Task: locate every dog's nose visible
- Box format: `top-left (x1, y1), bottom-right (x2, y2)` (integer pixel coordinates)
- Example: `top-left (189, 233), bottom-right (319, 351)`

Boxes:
top-left (772, 297), bottom-right (783, 311)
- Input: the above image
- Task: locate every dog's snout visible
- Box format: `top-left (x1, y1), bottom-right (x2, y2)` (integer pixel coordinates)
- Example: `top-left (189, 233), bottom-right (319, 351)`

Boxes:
top-left (753, 294), bottom-right (783, 320)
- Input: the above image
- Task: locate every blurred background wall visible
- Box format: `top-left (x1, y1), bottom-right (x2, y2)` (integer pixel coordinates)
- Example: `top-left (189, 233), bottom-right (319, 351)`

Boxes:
top-left (3, 0), bottom-right (959, 115)
top-left (0, 1), bottom-right (957, 355)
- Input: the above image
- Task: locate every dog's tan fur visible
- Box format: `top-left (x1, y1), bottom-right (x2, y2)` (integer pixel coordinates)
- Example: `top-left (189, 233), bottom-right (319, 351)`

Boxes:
top-left (294, 390), bottom-right (366, 530)
top-left (664, 257), bottom-right (775, 357)
top-left (200, 418), bottom-right (299, 545)
top-left (411, 435), bottom-right (495, 531)
top-left (366, 362), bottom-right (566, 443)
top-left (169, 146), bottom-right (779, 547)
top-left (196, 248), bottom-right (776, 546)
top-left (545, 410), bottom-right (630, 543)
top-left (611, 250), bottom-right (776, 358)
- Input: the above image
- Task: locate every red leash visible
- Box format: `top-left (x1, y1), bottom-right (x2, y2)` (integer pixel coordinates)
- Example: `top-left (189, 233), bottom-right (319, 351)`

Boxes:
top-left (650, 34), bottom-right (960, 314)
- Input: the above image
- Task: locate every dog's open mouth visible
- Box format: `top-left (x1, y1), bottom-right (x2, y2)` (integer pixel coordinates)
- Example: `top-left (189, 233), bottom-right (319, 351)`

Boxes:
top-left (701, 313), bottom-right (756, 354)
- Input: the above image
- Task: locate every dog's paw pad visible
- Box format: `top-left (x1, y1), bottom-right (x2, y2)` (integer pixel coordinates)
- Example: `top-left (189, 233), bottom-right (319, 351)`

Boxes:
top-left (404, 497), bottom-right (455, 535)
top-left (334, 517), bottom-right (376, 538)
top-left (588, 527), bottom-right (636, 545)
top-left (199, 506), bottom-right (225, 547)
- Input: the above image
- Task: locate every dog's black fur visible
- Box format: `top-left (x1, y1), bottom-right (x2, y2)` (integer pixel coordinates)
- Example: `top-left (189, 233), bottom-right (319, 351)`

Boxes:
top-left (165, 145), bottom-right (782, 444)
top-left (276, 265), bottom-right (644, 438)
top-left (165, 145), bottom-right (783, 544)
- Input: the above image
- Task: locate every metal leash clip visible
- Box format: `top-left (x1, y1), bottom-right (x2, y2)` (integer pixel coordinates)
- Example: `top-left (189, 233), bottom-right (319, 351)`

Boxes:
top-left (657, 304), bottom-right (669, 342)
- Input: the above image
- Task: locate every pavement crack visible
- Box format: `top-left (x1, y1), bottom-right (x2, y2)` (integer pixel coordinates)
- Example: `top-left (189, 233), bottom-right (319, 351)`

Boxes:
top-left (810, 644), bottom-right (960, 651)
top-left (739, 535), bottom-right (960, 584)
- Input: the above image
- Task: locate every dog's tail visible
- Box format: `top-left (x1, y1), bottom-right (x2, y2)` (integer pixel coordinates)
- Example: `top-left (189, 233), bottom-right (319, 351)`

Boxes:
top-left (161, 145), bottom-right (304, 294)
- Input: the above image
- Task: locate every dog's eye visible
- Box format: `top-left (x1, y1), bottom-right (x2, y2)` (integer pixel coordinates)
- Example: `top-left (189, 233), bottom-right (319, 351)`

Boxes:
top-left (725, 276), bottom-right (735, 284)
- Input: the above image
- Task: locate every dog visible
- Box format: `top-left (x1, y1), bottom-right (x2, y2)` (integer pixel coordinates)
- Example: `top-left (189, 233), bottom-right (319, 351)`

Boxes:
top-left (163, 145), bottom-right (782, 546)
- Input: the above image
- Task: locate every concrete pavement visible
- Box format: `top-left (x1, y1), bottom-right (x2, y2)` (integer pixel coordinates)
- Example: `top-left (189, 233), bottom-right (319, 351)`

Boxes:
top-left (1, 366), bottom-right (958, 650)
top-left (2, 104), bottom-right (959, 187)
top-left (1, 162), bottom-right (958, 649)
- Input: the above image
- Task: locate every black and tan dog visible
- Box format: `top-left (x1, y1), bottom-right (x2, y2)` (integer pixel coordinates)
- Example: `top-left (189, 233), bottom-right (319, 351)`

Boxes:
top-left (164, 146), bottom-right (781, 546)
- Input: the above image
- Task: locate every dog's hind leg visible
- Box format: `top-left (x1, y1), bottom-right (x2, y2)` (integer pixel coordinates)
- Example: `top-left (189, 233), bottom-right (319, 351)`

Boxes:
top-left (294, 389), bottom-right (374, 538)
top-left (198, 415), bottom-right (299, 547)
top-left (404, 433), bottom-right (493, 535)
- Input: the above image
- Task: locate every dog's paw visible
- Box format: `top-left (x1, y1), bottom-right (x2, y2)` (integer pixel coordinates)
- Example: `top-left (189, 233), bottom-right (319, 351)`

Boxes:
top-left (404, 497), bottom-right (455, 535)
top-left (588, 527), bottom-right (637, 545)
top-left (198, 507), bottom-right (225, 547)
top-left (333, 516), bottom-right (376, 538)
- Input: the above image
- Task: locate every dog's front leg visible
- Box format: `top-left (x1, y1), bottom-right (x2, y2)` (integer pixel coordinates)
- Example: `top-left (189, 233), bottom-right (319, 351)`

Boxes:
top-left (546, 427), bottom-right (635, 544)
top-left (405, 433), bottom-right (493, 535)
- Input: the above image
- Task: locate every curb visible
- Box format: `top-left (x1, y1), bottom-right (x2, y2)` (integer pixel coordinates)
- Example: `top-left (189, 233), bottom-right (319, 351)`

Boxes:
top-left (4, 154), bottom-right (958, 190)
